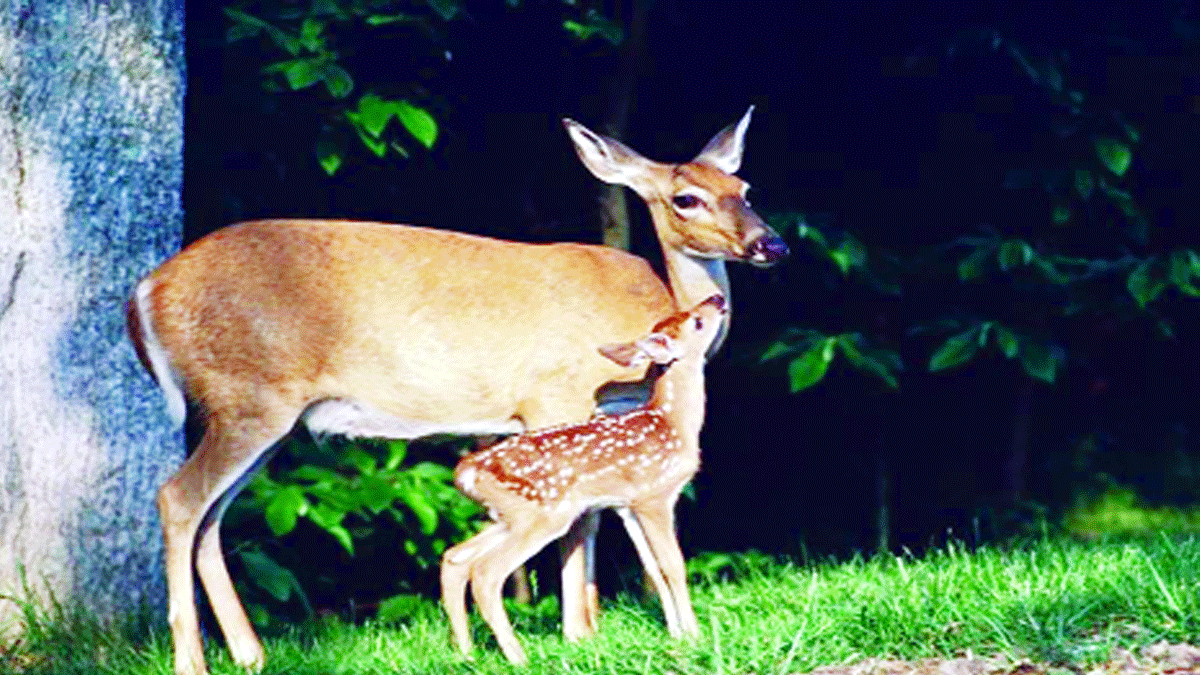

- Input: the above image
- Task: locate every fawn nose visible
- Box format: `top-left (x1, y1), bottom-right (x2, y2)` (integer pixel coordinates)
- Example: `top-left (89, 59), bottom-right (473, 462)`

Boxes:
top-left (748, 235), bottom-right (789, 267)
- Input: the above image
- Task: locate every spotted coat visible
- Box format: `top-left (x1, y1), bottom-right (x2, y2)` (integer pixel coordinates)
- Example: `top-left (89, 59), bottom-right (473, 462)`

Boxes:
top-left (454, 406), bottom-right (697, 513)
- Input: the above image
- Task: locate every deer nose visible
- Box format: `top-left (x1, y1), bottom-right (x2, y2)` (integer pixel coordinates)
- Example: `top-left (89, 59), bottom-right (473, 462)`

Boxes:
top-left (748, 235), bottom-right (789, 267)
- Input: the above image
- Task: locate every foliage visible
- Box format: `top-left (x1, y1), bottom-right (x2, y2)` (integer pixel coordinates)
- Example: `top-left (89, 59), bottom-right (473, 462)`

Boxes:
top-left (758, 215), bottom-right (904, 392)
top-left (221, 0), bottom-right (623, 174)
top-left (1063, 483), bottom-right (1200, 539)
top-left (223, 436), bottom-right (482, 626)
top-left (762, 29), bottom-right (1199, 394)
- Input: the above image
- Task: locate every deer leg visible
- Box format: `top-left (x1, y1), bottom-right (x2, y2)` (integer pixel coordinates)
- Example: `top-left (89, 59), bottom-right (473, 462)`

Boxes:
top-left (195, 525), bottom-right (265, 670)
top-left (629, 500), bottom-right (698, 636)
top-left (440, 522), bottom-right (509, 658)
top-left (558, 511), bottom-right (601, 639)
top-left (159, 416), bottom-right (292, 675)
top-left (614, 506), bottom-right (681, 635)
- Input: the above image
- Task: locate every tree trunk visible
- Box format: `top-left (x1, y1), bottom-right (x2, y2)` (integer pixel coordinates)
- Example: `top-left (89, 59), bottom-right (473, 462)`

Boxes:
top-left (1005, 380), bottom-right (1035, 502)
top-left (598, 0), bottom-right (651, 251)
top-left (0, 2), bottom-right (184, 635)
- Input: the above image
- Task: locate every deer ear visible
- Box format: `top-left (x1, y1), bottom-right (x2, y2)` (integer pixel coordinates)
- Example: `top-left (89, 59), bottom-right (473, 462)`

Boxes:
top-left (598, 341), bottom-right (648, 368)
top-left (635, 332), bottom-right (682, 365)
top-left (563, 118), bottom-right (655, 193)
top-left (693, 105), bottom-right (754, 174)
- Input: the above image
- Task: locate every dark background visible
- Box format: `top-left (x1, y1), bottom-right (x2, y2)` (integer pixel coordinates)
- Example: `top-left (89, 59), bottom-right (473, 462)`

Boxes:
top-left (183, 0), bottom-right (1200, 607)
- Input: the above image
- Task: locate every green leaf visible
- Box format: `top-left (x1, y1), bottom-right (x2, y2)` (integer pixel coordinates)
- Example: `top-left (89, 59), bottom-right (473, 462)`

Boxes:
top-left (998, 239), bottom-right (1033, 271)
top-left (760, 340), bottom-right (794, 363)
top-left (275, 58), bottom-right (324, 90)
top-left (226, 21), bottom-right (262, 43)
top-left (1074, 169), bottom-right (1095, 200)
top-left (958, 244), bottom-right (993, 281)
top-left (342, 447), bottom-right (378, 475)
top-left (325, 524), bottom-right (355, 555)
top-left (1099, 181), bottom-right (1148, 243)
top-left (361, 474), bottom-right (401, 513)
top-left (1019, 341), bottom-right (1061, 384)
top-left (357, 94), bottom-right (393, 138)
top-left (562, 19), bottom-right (599, 41)
top-left (290, 464), bottom-right (342, 485)
top-left (589, 11), bottom-right (625, 45)
top-left (835, 336), bottom-right (900, 389)
top-left (1122, 121), bottom-right (1140, 144)
top-left (426, 0), bottom-right (459, 20)
top-left (314, 134), bottom-right (343, 176)
top-left (400, 490), bottom-right (440, 535)
top-left (383, 440), bottom-right (407, 471)
top-left (796, 222), bottom-right (829, 249)
top-left (237, 549), bottom-right (303, 603)
top-left (929, 325), bottom-right (982, 372)
top-left (393, 101), bottom-right (438, 148)
top-left (829, 237), bottom-right (867, 275)
top-left (306, 502), bottom-right (347, 529)
top-left (1094, 137), bottom-right (1132, 177)
top-left (1052, 204), bottom-right (1071, 225)
top-left (1168, 249), bottom-right (1200, 295)
top-left (1031, 256), bottom-right (1070, 285)
top-left (265, 486), bottom-right (307, 536)
top-left (366, 13), bottom-right (416, 26)
top-left (299, 18), bottom-right (325, 52)
top-left (994, 324), bottom-right (1019, 359)
top-left (1127, 259), bottom-right (1166, 308)
top-left (786, 339), bottom-right (834, 392)
top-left (319, 63), bottom-right (353, 99)
top-left (410, 461), bottom-right (454, 481)
top-left (224, 7), bottom-right (303, 56)
top-left (311, 0), bottom-right (343, 17)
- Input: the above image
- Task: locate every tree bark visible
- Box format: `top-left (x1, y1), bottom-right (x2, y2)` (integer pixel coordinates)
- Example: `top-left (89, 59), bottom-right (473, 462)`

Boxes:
top-left (0, 1), bottom-right (184, 635)
top-left (598, 0), bottom-right (651, 251)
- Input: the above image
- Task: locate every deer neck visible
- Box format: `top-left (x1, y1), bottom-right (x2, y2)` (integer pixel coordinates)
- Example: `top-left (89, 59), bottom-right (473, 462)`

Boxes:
top-left (649, 356), bottom-right (706, 453)
top-left (648, 202), bottom-right (733, 354)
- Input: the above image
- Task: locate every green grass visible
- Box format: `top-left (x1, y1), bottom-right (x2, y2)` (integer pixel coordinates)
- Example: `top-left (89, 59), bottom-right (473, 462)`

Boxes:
top-left (4, 536), bottom-right (1198, 674)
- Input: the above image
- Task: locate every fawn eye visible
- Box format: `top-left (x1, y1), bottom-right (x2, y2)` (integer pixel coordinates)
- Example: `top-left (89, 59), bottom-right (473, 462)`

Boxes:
top-left (672, 194), bottom-right (701, 210)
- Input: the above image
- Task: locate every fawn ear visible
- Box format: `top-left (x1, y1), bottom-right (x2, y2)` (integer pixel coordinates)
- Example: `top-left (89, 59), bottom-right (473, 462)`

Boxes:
top-left (635, 332), bottom-right (682, 364)
top-left (598, 333), bottom-right (680, 367)
top-left (598, 341), bottom-right (648, 368)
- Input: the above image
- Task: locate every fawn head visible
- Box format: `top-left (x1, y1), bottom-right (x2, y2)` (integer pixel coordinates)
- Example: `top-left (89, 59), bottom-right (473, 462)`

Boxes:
top-left (598, 295), bottom-right (728, 370)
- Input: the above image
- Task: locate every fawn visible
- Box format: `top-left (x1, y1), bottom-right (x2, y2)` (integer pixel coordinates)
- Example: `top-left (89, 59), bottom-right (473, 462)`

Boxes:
top-left (440, 294), bottom-right (727, 664)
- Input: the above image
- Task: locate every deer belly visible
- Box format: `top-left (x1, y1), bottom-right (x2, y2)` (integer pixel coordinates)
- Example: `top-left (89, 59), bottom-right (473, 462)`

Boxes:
top-left (302, 397), bottom-right (524, 440)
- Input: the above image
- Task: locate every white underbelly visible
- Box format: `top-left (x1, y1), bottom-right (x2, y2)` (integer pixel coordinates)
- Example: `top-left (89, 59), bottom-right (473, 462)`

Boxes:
top-left (302, 398), bottom-right (524, 440)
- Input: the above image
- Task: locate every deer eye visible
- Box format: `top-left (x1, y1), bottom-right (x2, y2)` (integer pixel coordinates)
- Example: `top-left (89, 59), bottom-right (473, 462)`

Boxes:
top-left (672, 194), bottom-right (701, 210)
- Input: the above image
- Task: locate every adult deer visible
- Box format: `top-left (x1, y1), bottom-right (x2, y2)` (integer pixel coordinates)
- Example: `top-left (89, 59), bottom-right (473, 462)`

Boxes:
top-left (128, 107), bottom-right (784, 675)
top-left (443, 295), bottom-right (725, 664)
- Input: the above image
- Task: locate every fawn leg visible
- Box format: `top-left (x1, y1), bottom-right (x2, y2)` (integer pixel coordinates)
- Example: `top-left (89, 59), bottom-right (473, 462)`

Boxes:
top-left (441, 522), bottom-right (510, 657)
top-left (630, 500), bottom-right (699, 636)
top-left (470, 513), bottom-right (577, 665)
top-left (614, 506), bottom-right (682, 635)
